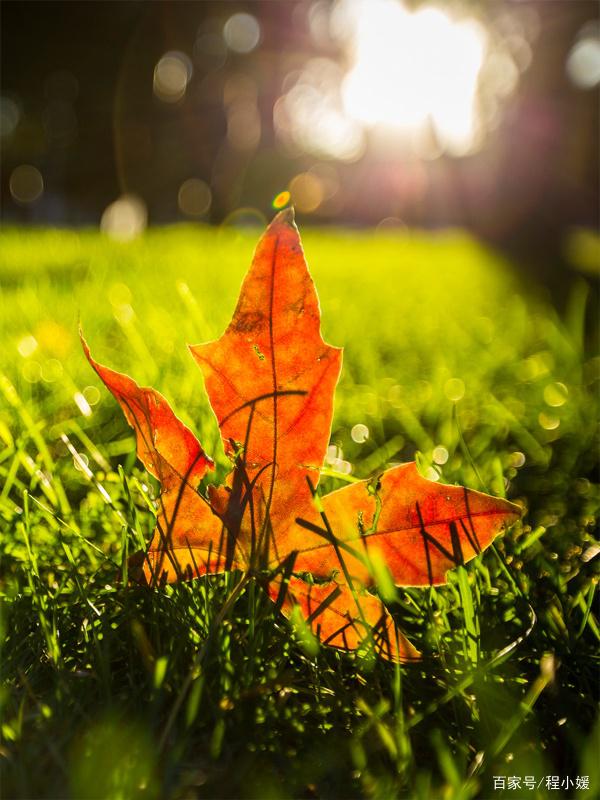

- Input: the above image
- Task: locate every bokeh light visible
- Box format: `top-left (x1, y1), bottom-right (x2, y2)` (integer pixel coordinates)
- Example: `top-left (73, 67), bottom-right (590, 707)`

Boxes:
top-left (543, 382), bottom-right (569, 408)
top-left (351, 423), bottom-right (369, 444)
top-left (0, 96), bottom-right (20, 138)
top-left (178, 178), bottom-right (212, 218)
top-left (227, 101), bottom-right (261, 151)
top-left (444, 378), bottom-right (465, 402)
top-left (100, 195), bottom-right (147, 241)
top-left (108, 282), bottom-right (132, 307)
top-left (83, 385), bottom-right (101, 406)
top-left (325, 444), bottom-right (352, 474)
top-left (153, 51), bottom-right (192, 103)
top-left (289, 173), bottom-right (324, 213)
top-left (273, 0), bottom-right (540, 164)
top-left (424, 466), bottom-right (440, 482)
top-left (41, 358), bottom-right (63, 382)
top-left (73, 392), bottom-right (92, 418)
top-left (275, 58), bottom-right (366, 162)
top-left (221, 207), bottom-right (266, 229)
top-left (376, 217), bottom-right (407, 231)
top-left (272, 191), bottom-right (290, 210)
top-left (224, 73), bottom-right (258, 106)
top-left (341, 1), bottom-right (486, 155)
top-left (223, 73), bottom-right (261, 151)
top-left (223, 13), bottom-right (261, 54)
top-left (17, 334), bottom-right (38, 358)
top-left (0, 0), bottom-right (595, 244)
top-left (566, 23), bottom-right (600, 89)
top-left (9, 165), bottom-right (44, 204)
top-left (538, 411), bottom-right (560, 431)
top-left (22, 361), bottom-right (42, 383)
top-left (510, 451), bottom-right (526, 468)
top-left (432, 445), bottom-right (449, 465)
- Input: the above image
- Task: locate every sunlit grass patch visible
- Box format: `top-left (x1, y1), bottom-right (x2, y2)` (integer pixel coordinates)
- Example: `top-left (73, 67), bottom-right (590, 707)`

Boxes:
top-left (1, 224), bottom-right (598, 799)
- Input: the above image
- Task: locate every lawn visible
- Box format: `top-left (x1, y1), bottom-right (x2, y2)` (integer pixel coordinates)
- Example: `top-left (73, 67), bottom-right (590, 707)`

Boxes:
top-left (1, 223), bottom-right (598, 799)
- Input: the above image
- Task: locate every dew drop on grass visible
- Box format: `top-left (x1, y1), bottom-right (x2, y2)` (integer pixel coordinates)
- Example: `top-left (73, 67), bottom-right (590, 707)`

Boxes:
top-left (351, 423), bottom-right (369, 443)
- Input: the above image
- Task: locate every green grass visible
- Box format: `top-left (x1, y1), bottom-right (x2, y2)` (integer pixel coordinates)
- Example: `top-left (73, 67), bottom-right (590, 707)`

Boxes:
top-left (1, 223), bottom-right (598, 800)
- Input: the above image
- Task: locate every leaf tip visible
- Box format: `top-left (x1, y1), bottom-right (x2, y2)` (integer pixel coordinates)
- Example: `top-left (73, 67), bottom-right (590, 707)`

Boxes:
top-left (504, 498), bottom-right (524, 524)
top-left (271, 206), bottom-right (296, 228)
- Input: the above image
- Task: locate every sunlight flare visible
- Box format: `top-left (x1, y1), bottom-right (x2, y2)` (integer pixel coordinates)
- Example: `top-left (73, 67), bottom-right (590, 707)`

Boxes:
top-left (341, 0), bottom-right (487, 154)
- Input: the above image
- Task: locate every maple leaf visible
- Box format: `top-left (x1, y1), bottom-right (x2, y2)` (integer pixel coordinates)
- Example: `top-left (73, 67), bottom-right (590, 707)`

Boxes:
top-left (82, 209), bottom-right (521, 662)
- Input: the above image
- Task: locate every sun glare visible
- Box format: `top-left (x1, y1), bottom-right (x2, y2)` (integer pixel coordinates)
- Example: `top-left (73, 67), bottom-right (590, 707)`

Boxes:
top-left (341, 0), bottom-right (487, 154)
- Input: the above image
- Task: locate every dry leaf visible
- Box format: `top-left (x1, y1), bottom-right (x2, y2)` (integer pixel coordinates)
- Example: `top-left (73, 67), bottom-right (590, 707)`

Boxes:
top-left (83, 209), bottom-right (520, 661)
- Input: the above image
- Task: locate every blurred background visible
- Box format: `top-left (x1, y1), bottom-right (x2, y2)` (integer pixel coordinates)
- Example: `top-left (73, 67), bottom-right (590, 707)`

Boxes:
top-left (1, 0), bottom-right (598, 298)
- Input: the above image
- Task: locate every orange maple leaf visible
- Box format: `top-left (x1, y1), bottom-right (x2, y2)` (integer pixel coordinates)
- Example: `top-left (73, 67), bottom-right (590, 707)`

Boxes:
top-left (82, 210), bottom-right (521, 662)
